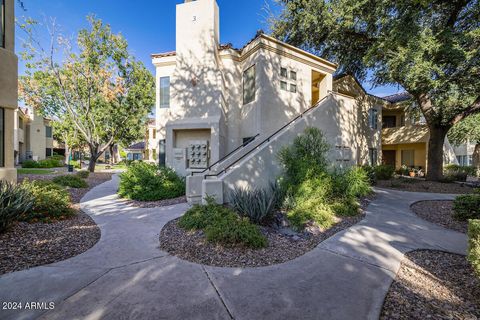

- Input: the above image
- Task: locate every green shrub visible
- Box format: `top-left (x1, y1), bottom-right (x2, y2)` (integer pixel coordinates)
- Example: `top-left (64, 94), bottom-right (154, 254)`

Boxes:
top-left (179, 198), bottom-right (267, 248)
top-left (48, 155), bottom-right (65, 161)
top-left (362, 165), bottom-right (377, 185)
top-left (22, 160), bottom-right (39, 168)
top-left (229, 183), bottom-right (280, 224)
top-left (0, 181), bottom-right (35, 232)
top-left (76, 170), bottom-right (90, 179)
top-left (453, 194), bottom-right (480, 221)
top-left (468, 219), bottom-right (480, 277)
top-left (118, 162), bottom-right (185, 201)
top-left (374, 165), bottom-right (395, 180)
top-left (444, 164), bottom-right (477, 182)
top-left (21, 180), bottom-right (73, 222)
top-left (53, 175), bottom-right (89, 188)
top-left (22, 158), bottom-right (64, 169)
top-left (278, 127), bottom-right (330, 185)
top-left (332, 167), bottom-right (372, 198)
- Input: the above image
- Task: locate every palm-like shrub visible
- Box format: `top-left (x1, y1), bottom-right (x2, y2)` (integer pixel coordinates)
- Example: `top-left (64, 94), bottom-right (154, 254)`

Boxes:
top-left (0, 181), bottom-right (35, 232)
top-left (229, 183), bottom-right (280, 224)
top-left (118, 162), bottom-right (185, 201)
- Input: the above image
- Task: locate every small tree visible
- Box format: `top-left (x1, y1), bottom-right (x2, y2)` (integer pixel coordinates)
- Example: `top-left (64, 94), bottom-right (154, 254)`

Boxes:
top-left (19, 16), bottom-right (155, 172)
top-left (449, 114), bottom-right (480, 170)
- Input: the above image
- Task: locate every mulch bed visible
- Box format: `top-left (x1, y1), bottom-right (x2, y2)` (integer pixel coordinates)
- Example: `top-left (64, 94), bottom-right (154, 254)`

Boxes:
top-left (376, 178), bottom-right (475, 194)
top-left (0, 172), bottom-right (113, 275)
top-left (0, 212), bottom-right (100, 275)
top-left (159, 196), bottom-right (373, 268)
top-left (381, 250), bottom-right (480, 320)
top-left (411, 200), bottom-right (467, 233)
top-left (124, 196), bottom-right (187, 208)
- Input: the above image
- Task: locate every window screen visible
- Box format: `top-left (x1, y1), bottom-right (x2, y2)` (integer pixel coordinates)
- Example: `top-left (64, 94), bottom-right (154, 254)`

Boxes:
top-left (401, 150), bottom-right (415, 167)
top-left (243, 65), bottom-right (256, 105)
top-left (46, 126), bottom-right (52, 138)
top-left (159, 139), bottom-right (166, 167)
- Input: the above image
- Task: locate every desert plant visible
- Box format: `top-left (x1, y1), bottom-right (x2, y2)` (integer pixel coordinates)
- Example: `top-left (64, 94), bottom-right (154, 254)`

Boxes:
top-left (118, 162), bottom-right (185, 201)
top-left (332, 167), bottom-right (372, 198)
top-left (21, 180), bottom-right (73, 222)
top-left (468, 219), bottom-right (480, 277)
top-left (179, 197), bottom-right (267, 248)
top-left (278, 127), bottom-right (330, 186)
top-left (444, 164), bottom-right (477, 182)
top-left (361, 165), bottom-right (377, 185)
top-left (453, 194), bottom-right (480, 221)
top-left (76, 170), bottom-right (90, 179)
top-left (0, 181), bottom-right (35, 232)
top-left (229, 183), bottom-right (280, 224)
top-left (374, 165), bottom-right (395, 180)
top-left (53, 175), bottom-right (89, 188)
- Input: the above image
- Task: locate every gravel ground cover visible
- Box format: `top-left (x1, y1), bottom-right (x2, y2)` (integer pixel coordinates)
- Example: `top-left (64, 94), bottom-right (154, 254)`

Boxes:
top-left (376, 178), bottom-right (475, 194)
top-left (411, 200), bottom-right (467, 233)
top-left (0, 173), bottom-right (113, 275)
top-left (124, 196), bottom-right (187, 208)
top-left (159, 196), bottom-right (373, 268)
top-left (381, 250), bottom-right (480, 320)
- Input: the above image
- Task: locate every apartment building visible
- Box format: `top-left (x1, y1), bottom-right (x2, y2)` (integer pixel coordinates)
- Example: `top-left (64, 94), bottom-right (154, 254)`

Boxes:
top-left (124, 119), bottom-right (158, 162)
top-left (0, 0), bottom-right (17, 181)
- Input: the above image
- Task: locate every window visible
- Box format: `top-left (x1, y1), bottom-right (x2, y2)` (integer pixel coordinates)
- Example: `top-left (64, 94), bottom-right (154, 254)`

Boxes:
top-left (153, 148), bottom-right (157, 161)
top-left (159, 139), bottom-right (166, 167)
top-left (382, 116), bottom-right (396, 128)
top-left (45, 126), bottom-right (52, 138)
top-left (243, 65), bottom-right (256, 105)
top-left (280, 81), bottom-right (288, 91)
top-left (242, 136), bottom-right (255, 146)
top-left (152, 130), bottom-right (156, 140)
top-left (369, 148), bottom-right (378, 166)
top-left (0, 108), bottom-right (4, 167)
top-left (400, 114), bottom-right (405, 127)
top-left (290, 70), bottom-right (297, 81)
top-left (289, 84), bottom-right (297, 93)
top-left (18, 117), bottom-right (23, 129)
top-left (1, 0), bottom-right (5, 48)
top-left (160, 77), bottom-right (170, 108)
top-left (46, 148), bottom-right (52, 158)
top-left (369, 109), bottom-right (378, 129)
top-left (280, 67), bottom-right (288, 78)
top-left (401, 150), bottom-right (415, 167)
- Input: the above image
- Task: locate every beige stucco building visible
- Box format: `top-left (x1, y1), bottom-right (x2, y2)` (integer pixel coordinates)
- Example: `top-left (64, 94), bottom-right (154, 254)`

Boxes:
top-left (14, 108), bottom-right (54, 164)
top-left (0, 0), bottom-right (17, 181)
top-left (152, 0), bottom-right (383, 203)
top-left (124, 119), bottom-right (158, 162)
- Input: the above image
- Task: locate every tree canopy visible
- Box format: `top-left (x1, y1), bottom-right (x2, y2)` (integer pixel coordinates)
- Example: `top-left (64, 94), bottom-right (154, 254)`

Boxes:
top-left (271, 0), bottom-right (480, 180)
top-left (19, 16), bottom-right (155, 171)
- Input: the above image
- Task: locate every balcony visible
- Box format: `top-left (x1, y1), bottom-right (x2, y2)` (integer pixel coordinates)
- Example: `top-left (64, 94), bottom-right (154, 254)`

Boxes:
top-left (382, 125), bottom-right (429, 145)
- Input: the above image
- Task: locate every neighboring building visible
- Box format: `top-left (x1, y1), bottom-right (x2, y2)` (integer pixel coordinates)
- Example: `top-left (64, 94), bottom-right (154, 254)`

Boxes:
top-left (124, 119), bottom-right (158, 162)
top-left (0, 0), bottom-right (17, 181)
top-left (14, 108), bottom-right (54, 164)
top-left (453, 141), bottom-right (476, 166)
top-left (380, 93), bottom-right (457, 171)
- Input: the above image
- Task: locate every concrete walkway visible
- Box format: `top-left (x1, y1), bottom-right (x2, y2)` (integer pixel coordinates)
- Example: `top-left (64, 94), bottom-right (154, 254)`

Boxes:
top-left (0, 175), bottom-right (467, 320)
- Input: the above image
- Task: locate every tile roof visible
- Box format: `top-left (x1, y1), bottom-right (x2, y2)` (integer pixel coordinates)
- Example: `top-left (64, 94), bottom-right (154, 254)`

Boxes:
top-left (381, 92), bottom-right (412, 103)
top-left (126, 141), bottom-right (146, 150)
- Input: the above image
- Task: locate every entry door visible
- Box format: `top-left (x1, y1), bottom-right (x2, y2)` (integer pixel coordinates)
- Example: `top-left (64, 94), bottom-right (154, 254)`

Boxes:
top-left (382, 150), bottom-right (396, 167)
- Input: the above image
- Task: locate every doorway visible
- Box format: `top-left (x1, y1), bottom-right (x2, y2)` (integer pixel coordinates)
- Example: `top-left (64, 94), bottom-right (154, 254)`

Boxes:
top-left (382, 150), bottom-right (396, 167)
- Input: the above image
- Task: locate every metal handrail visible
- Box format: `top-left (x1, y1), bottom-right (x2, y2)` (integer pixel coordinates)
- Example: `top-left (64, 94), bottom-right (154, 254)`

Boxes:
top-left (191, 133), bottom-right (260, 176)
top-left (204, 93), bottom-right (332, 179)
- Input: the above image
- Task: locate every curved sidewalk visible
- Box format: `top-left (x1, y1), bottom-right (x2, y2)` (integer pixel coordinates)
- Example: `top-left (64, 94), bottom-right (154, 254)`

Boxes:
top-left (0, 175), bottom-right (467, 320)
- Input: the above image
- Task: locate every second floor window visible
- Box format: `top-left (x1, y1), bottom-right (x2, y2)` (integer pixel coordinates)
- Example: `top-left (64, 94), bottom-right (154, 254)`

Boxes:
top-left (160, 76), bottom-right (170, 108)
top-left (1, 0), bottom-right (5, 48)
top-left (382, 116), bottom-right (396, 128)
top-left (243, 65), bottom-right (256, 105)
top-left (45, 126), bottom-right (52, 138)
top-left (368, 108), bottom-right (378, 129)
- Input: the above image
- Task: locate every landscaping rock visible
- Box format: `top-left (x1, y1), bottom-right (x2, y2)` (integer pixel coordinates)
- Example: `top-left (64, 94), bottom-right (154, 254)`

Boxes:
top-left (411, 200), bottom-right (467, 233)
top-left (381, 250), bottom-right (480, 320)
top-left (377, 178), bottom-right (476, 194)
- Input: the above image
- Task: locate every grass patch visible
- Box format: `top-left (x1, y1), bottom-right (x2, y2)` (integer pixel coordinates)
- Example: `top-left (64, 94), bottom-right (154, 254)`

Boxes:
top-left (179, 198), bottom-right (267, 248)
top-left (17, 168), bottom-right (55, 175)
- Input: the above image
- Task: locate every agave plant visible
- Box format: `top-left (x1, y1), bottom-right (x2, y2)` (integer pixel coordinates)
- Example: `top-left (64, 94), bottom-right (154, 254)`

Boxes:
top-left (229, 182), bottom-right (280, 224)
top-left (0, 180), bottom-right (35, 232)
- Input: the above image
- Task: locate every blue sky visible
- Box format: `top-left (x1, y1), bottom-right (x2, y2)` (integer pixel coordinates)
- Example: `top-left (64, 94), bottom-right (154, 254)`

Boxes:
top-left (15, 0), bottom-right (402, 97)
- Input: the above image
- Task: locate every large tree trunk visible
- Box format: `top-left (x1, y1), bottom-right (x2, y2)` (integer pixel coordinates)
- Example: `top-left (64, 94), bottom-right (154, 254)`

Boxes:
top-left (426, 126), bottom-right (449, 181)
top-left (473, 142), bottom-right (480, 173)
top-left (109, 144), bottom-right (117, 164)
top-left (88, 144), bottom-right (100, 173)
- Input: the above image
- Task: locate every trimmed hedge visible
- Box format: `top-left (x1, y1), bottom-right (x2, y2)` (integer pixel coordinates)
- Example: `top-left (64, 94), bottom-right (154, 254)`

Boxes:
top-left (453, 194), bottom-right (480, 221)
top-left (53, 175), bottom-right (89, 188)
top-left (22, 158), bottom-right (64, 169)
top-left (374, 165), bottom-right (395, 180)
top-left (468, 219), bottom-right (480, 277)
top-left (118, 162), bottom-right (185, 201)
top-left (179, 198), bottom-right (267, 248)
top-left (444, 164), bottom-right (477, 182)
